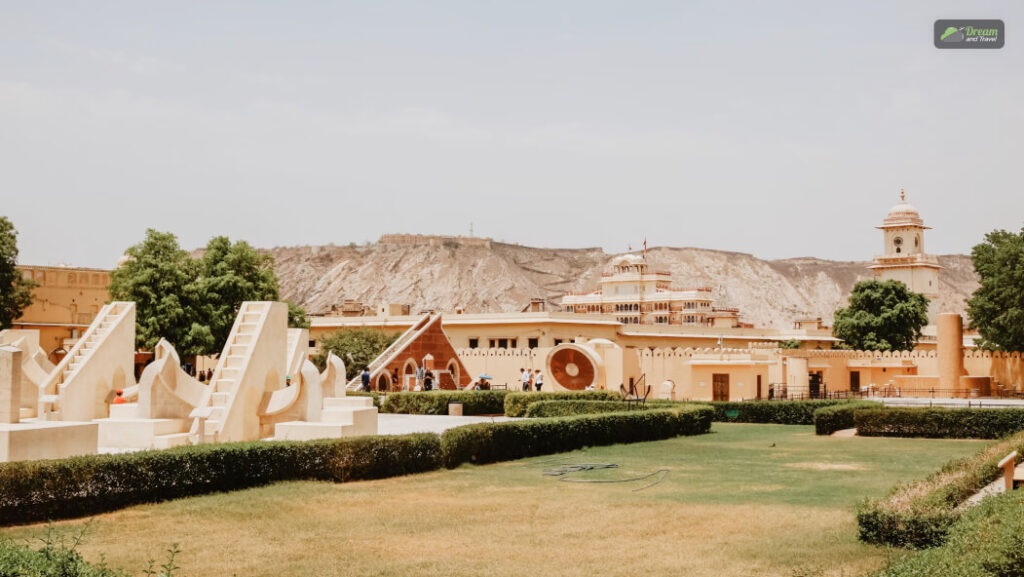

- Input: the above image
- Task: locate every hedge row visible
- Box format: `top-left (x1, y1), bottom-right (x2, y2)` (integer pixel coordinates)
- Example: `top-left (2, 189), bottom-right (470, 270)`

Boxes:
top-left (812, 401), bottom-right (884, 435)
top-left (0, 408), bottom-right (714, 526)
top-left (381, 391), bottom-right (509, 415)
top-left (0, 433), bottom-right (441, 526)
top-left (525, 400), bottom-right (634, 418)
top-left (875, 490), bottom-right (1024, 577)
top-left (676, 399), bottom-right (851, 425)
top-left (857, 430), bottom-right (1024, 549)
top-left (440, 406), bottom-right (714, 468)
top-left (855, 407), bottom-right (1024, 439)
top-left (503, 390), bottom-right (622, 417)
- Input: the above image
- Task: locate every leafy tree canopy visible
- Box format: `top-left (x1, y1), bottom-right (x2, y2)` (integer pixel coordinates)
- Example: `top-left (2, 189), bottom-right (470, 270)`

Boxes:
top-left (312, 328), bottom-right (399, 380)
top-left (0, 217), bottom-right (36, 329)
top-left (112, 230), bottom-right (304, 357)
top-left (833, 279), bottom-right (929, 351)
top-left (966, 228), bottom-right (1024, 351)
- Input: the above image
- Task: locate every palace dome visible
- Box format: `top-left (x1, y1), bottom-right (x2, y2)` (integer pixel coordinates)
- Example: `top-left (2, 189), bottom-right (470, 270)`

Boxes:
top-left (882, 190), bottom-right (925, 227)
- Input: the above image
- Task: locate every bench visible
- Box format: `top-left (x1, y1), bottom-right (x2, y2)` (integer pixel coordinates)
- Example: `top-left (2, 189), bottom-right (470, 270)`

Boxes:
top-left (997, 451), bottom-right (1023, 491)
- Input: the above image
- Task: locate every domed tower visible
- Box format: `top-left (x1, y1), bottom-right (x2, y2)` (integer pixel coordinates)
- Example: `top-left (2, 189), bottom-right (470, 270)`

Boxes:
top-left (866, 190), bottom-right (942, 323)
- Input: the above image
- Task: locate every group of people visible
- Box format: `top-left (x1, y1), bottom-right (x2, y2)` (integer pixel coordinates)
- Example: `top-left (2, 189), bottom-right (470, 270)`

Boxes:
top-left (520, 368), bottom-right (543, 391)
top-left (195, 368), bottom-right (214, 383)
top-left (360, 366), bottom-right (436, 392)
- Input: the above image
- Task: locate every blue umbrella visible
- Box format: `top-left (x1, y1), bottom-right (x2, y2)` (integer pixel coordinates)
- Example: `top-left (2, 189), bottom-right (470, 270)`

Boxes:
top-left (478, 374), bottom-right (493, 379)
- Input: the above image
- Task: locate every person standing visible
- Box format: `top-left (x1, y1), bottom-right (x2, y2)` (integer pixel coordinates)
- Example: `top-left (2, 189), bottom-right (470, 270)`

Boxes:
top-left (415, 365), bottom-right (426, 391)
top-left (534, 369), bottom-right (543, 392)
top-left (424, 370), bottom-right (434, 391)
top-left (521, 368), bottom-right (531, 391)
top-left (390, 368), bottom-right (400, 392)
top-left (360, 367), bottom-right (371, 392)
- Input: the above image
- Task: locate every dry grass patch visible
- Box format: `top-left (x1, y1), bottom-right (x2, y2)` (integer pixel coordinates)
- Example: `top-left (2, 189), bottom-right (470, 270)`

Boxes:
top-left (0, 424), bottom-right (984, 577)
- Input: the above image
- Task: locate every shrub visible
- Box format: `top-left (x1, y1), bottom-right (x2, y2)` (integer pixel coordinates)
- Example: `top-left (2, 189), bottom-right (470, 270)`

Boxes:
top-left (699, 400), bottom-right (851, 425)
top-left (875, 490), bottom-right (1024, 576)
top-left (525, 400), bottom-right (633, 418)
top-left (857, 430), bottom-right (1024, 548)
top-left (0, 433), bottom-right (441, 526)
top-left (440, 406), bottom-right (713, 468)
top-left (812, 401), bottom-right (883, 435)
top-left (381, 391), bottom-right (509, 415)
top-left (855, 407), bottom-right (1024, 439)
top-left (0, 539), bottom-right (126, 576)
top-left (503, 390), bottom-right (622, 417)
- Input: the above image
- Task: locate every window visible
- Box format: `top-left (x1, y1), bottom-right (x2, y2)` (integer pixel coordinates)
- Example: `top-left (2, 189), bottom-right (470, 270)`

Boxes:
top-left (498, 338), bottom-right (508, 348)
top-left (510, 339), bottom-right (518, 349)
top-left (553, 339), bottom-right (563, 346)
top-left (468, 338), bottom-right (479, 349)
top-left (528, 338), bottom-right (539, 349)
top-left (308, 340), bottom-right (316, 348)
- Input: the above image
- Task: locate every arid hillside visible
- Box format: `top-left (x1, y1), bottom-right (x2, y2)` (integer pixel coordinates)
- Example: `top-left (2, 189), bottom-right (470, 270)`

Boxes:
top-left (267, 240), bottom-right (978, 328)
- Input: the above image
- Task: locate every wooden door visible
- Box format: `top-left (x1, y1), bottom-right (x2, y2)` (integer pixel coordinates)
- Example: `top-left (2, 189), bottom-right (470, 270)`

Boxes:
top-left (712, 374), bottom-right (729, 401)
top-left (756, 375), bottom-right (762, 400)
top-left (850, 371), bottom-right (861, 393)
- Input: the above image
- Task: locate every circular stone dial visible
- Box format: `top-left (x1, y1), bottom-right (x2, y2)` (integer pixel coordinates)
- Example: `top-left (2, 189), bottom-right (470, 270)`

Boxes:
top-left (549, 347), bottom-right (596, 390)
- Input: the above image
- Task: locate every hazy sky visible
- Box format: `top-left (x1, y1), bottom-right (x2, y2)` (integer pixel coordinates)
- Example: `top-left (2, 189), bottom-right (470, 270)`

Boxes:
top-left (2, 1), bottom-right (1022, 268)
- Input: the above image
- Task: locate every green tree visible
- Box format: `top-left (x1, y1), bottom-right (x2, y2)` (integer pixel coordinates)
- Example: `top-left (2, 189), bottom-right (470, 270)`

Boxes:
top-left (778, 339), bottom-right (802, 350)
top-left (833, 280), bottom-right (929, 351)
top-left (966, 228), bottom-right (1024, 351)
top-left (192, 237), bottom-right (279, 355)
top-left (286, 301), bottom-right (310, 329)
top-left (0, 217), bottom-right (36, 329)
top-left (312, 328), bottom-right (399, 379)
top-left (109, 229), bottom-right (206, 353)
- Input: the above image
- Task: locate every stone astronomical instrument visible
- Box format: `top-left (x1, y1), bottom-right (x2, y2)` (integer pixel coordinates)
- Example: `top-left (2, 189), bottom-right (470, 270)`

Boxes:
top-left (546, 343), bottom-right (603, 390)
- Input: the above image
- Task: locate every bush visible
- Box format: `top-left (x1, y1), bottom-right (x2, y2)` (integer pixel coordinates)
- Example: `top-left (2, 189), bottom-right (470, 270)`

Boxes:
top-left (875, 490), bottom-right (1024, 577)
top-left (503, 390), bottom-right (622, 417)
top-left (440, 406), bottom-right (713, 468)
top-left (855, 407), bottom-right (1024, 439)
top-left (0, 539), bottom-right (125, 576)
top-left (381, 391), bottom-right (509, 415)
top-left (0, 433), bottom-right (441, 525)
top-left (525, 400), bottom-right (632, 418)
top-left (857, 430), bottom-right (1024, 548)
top-left (812, 401), bottom-right (883, 435)
top-left (696, 400), bottom-right (851, 425)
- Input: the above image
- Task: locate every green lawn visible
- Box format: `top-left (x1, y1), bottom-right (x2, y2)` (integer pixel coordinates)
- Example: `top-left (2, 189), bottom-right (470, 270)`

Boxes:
top-left (1, 424), bottom-right (987, 577)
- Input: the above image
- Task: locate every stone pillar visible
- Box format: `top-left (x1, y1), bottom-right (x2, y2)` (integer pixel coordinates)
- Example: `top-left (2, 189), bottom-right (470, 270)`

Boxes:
top-left (938, 313), bottom-right (964, 391)
top-left (0, 345), bottom-right (22, 424)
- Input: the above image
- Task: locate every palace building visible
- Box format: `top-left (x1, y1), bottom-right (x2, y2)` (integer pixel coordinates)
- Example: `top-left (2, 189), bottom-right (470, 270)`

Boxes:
top-left (559, 254), bottom-right (746, 328)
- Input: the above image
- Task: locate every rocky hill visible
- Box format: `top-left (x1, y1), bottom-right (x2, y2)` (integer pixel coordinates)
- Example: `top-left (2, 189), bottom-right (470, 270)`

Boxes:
top-left (267, 239), bottom-right (978, 328)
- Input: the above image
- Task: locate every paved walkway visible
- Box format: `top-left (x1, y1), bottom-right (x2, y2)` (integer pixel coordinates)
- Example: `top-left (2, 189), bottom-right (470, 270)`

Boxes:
top-left (377, 413), bottom-right (518, 436)
top-left (880, 397), bottom-right (1024, 408)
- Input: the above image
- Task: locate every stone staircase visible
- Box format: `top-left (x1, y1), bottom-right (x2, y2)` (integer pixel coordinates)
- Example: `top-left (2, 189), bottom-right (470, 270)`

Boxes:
top-left (345, 313), bottom-right (436, 390)
top-left (39, 302), bottom-right (135, 421)
top-left (188, 301), bottom-right (278, 443)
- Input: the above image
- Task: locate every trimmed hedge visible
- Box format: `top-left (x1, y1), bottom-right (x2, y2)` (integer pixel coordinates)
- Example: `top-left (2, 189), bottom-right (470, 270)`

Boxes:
top-left (875, 490), bottom-right (1024, 577)
top-left (503, 390), bottom-right (622, 417)
top-left (812, 401), bottom-right (883, 435)
top-left (440, 406), bottom-right (713, 468)
top-left (381, 391), bottom-right (509, 415)
top-left (855, 407), bottom-right (1024, 439)
top-left (857, 430), bottom-right (1024, 548)
top-left (694, 400), bottom-right (851, 425)
top-left (0, 433), bottom-right (441, 526)
top-left (525, 400), bottom-right (633, 418)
